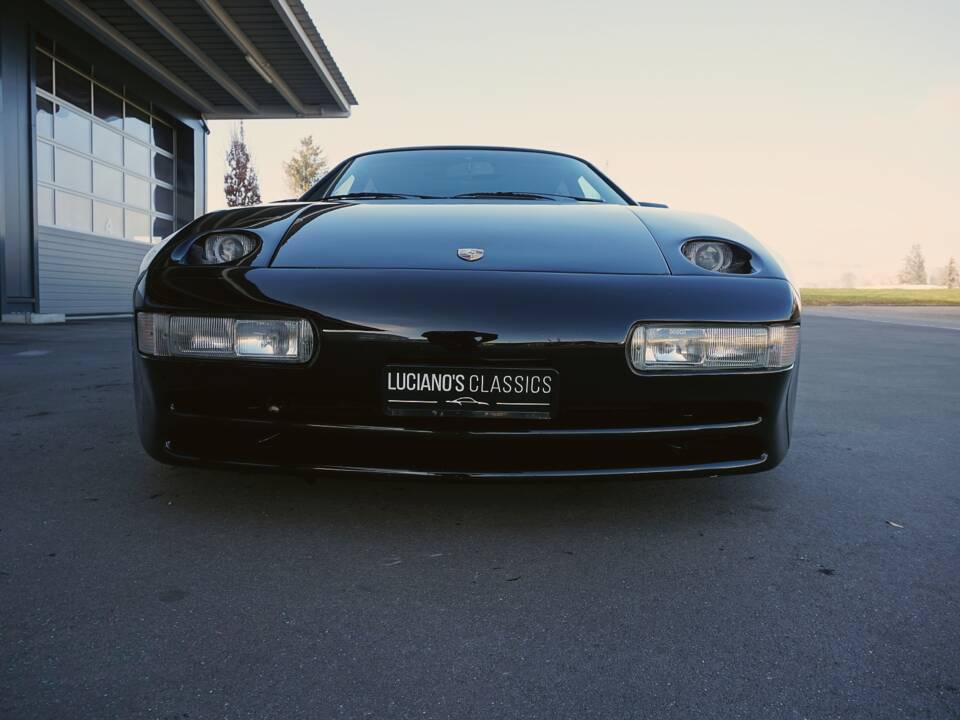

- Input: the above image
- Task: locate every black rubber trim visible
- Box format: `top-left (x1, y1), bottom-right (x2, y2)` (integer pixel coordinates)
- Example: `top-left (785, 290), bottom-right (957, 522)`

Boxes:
top-left (161, 447), bottom-right (769, 480)
top-left (168, 411), bottom-right (763, 437)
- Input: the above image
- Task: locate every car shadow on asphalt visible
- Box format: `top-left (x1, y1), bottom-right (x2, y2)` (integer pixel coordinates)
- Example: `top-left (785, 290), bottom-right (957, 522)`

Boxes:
top-left (137, 460), bottom-right (789, 534)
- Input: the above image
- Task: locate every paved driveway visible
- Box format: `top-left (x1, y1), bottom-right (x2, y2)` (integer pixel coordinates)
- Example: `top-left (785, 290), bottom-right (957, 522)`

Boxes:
top-left (1, 312), bottom-right (958, 719)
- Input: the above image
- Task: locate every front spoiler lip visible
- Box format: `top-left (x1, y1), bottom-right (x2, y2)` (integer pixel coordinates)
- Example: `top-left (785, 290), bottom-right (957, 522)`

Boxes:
top-left (161, 445), bottom-right (769, 480)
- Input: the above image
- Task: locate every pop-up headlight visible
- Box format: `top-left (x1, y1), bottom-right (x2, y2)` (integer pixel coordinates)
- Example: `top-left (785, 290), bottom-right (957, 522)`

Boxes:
top-left (186, 232), bottom-right (260, 265)
top-left (681, 240), bottom-right (752, 274)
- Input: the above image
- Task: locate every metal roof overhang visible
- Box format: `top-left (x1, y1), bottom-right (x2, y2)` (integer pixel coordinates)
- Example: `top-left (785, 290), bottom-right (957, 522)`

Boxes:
top-left (44, 0), bottom-right (357, 119)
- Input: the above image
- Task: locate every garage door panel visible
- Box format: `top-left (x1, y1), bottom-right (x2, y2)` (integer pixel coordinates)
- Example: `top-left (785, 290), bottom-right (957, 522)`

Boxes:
top-left (38, 228), bottom-right (149, 315)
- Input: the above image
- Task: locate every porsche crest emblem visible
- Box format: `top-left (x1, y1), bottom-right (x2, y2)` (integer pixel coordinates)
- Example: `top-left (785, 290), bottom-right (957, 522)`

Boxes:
top-left (457, 248), bottom-right (484, 262)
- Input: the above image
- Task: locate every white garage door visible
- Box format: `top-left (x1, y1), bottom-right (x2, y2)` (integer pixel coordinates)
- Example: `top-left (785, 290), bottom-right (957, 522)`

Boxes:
top-left (34, 41), bottom-right (176, 314)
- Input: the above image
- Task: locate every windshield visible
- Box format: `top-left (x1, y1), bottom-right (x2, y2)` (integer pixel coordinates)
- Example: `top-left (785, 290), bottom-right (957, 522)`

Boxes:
top-left (310, 149), bottom-right (628, 204)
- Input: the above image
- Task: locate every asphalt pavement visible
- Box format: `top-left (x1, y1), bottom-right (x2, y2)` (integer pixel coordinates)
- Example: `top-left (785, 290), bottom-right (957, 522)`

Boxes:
top-left (805, 305), bottom-right (960, 331)
top-left (1, 311), bottom-right (958, 719)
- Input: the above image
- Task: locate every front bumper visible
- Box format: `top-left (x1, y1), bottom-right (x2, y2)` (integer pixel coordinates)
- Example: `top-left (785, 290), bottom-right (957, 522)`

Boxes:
top-left (134, 269), bottom-right (800, 479)
top-left (134, 338), bottom-right (798, 479)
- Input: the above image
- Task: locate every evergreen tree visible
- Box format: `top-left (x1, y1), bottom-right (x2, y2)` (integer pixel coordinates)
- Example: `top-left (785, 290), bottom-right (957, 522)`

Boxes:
top-left (946, 257), bottom-right (959, 289)
top-left (897, 244), bottom-right (927, 285)
top-left (223, 122), bottom-right (261, 207)
top-left (283, 135), bottom-right (328, 196)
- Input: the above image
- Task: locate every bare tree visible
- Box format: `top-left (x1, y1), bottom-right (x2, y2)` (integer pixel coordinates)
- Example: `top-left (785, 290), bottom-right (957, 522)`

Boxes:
top-left (946, 257), bottom-right (959, 289)
top-left (897, 244), bottom-right (927, 285)
top-left (223, 122), bottom-right (261, 207)
top-left (283, 135), bottom-right (328, 196)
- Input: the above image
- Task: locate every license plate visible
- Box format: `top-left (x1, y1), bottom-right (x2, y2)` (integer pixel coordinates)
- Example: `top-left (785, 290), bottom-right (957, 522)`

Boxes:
top-left (383, 366), bottom-right (558, 419)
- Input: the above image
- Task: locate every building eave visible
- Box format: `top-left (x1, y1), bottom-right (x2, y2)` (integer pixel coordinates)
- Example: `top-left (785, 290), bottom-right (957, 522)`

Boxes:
top-left (44, 0), bottom-right (357, 119)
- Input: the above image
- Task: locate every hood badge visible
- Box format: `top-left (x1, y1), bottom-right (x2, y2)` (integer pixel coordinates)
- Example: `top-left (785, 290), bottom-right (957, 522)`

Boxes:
top-left (457, 248), bottom-right (484, 262)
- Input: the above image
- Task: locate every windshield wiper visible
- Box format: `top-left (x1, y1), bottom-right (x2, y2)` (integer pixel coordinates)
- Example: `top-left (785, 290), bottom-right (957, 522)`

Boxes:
top-left (451, 191), bottom-right (604, 202)
top-left (450, 191), bottom-right (557, 201)
top-left (326, 192), bottom-right (440, 200)
top-left (327, 191), bottom-right (605, 202)
top-left (533, 192), bottom-right (605, 203)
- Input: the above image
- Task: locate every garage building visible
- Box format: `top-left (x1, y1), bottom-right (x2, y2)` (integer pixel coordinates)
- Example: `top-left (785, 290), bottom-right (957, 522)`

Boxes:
top-left (0, 0), bottom-right (356, 321)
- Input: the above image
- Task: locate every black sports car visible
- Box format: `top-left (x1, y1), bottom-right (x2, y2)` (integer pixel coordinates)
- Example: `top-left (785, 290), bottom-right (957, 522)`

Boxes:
top-left (134, 146), bottom-right (800, 479)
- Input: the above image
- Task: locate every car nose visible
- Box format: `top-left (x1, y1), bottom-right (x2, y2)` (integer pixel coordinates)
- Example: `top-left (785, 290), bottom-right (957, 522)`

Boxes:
top-left (421, 330), bottom-right (498, 351)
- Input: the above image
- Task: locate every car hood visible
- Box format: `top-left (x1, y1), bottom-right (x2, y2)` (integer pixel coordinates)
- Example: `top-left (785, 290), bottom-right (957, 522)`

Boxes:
top-left (269, 202), bottom-right (669, 274)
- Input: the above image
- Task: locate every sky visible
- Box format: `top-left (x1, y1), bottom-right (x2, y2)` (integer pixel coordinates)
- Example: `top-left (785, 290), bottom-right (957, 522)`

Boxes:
top-left (206, 0), bottom-right (959, 286)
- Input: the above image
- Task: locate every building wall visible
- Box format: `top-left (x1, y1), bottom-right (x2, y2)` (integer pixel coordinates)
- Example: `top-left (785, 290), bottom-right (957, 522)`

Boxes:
top-left (0, 3), bottom-right (207, 317)
top-left (0, 6), bottom-right (36, 314)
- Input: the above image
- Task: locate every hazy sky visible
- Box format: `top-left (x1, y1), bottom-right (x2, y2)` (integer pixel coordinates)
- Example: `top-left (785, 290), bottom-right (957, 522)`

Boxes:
top-left (207, 0), bottom-right (959, 286)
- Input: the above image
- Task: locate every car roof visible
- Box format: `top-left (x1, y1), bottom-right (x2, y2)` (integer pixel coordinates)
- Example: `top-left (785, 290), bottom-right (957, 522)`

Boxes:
top-left (344, 145), bottom-right (594, 164)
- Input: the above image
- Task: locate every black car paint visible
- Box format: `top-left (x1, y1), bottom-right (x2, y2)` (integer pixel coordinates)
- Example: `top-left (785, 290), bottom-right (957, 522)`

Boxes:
top-left (270, 203), bottom-right (671, 274)
top-left (134, 152), bottom-right (800, 479)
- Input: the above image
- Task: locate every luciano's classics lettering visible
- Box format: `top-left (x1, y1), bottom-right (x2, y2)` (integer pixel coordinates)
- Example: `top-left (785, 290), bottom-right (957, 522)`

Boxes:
top-left (386, 371), bottom-right (553, 396)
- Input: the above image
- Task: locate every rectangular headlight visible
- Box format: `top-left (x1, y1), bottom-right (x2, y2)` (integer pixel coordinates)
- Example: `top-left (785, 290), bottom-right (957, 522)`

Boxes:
top-left (628, 324), bottom-right (799, 372)
top-left (137, 313), bottom-right (314, 362)
top-left (235, 319), bottom-right (304, 359)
